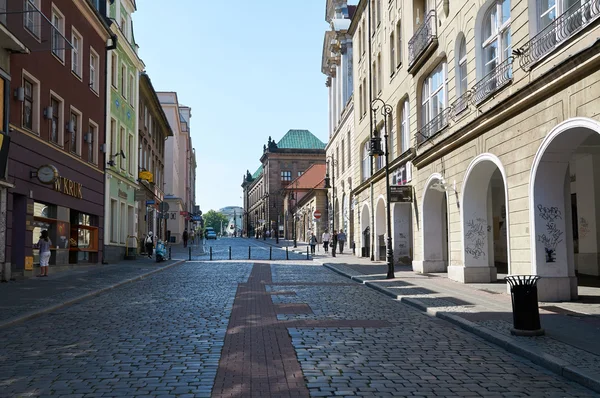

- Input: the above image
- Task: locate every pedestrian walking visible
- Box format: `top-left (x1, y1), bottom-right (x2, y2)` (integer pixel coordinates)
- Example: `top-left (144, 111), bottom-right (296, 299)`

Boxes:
top-left (309, 233), bottom-right (318, 254)
top-left (332, 230), bottom-right (338, 255)
top-left (322, 230), bottom-right (330, 252)
top-left (145, 232), bottom-right (154, 258)
top-left (338, 229), bottom-right (346, 253)
top-left (190, 230), bottom-right (195, 245)
top-left (182, 230), bottom-right (189, 248)
top-left (35, 230), bottom-right (52, 277)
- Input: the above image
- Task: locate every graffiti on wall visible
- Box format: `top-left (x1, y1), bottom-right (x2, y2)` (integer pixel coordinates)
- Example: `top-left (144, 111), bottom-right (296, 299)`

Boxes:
top-left (579, 217), bottom-right (590, 240)
top-left (465, 217), bottom-right (487, 260)
top-left (536, 204), bottom-right (563, 263)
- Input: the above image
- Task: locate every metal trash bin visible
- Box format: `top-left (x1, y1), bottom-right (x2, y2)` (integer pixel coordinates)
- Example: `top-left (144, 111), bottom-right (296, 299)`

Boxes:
top-left (505, 275), bottom-right (545, 336)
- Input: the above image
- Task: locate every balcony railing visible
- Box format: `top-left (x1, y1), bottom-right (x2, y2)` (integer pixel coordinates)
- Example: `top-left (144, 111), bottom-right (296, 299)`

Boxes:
top-left (408, 10), bottom-right (437, 69)
top-left (415, 107), bottom-right (451, 145)
top-left (517, 0), bottom-right (600, 71)
top-left (471, 57), bottom-right (514, 105)
top-left (451, 91), bottom-right (471, 120)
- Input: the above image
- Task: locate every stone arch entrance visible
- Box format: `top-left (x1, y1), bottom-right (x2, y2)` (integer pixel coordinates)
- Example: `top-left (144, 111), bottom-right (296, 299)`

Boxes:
top-left (360, 203), bottom-right (371, 258)
top-left (416, 174), bottom-right (449, 273)
top-left (375, 196), bottom-right (387, 261)
top-left (530, 118), bottom-right (600, 301)
top-left (454, 154), bottom-right (510, 283)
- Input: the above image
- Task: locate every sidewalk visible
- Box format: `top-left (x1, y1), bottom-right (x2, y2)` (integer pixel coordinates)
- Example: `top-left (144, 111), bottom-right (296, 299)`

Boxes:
top-left (0, 245), bottom-right (189, 329)
top-left (257, 237), bottom-right (600, 393)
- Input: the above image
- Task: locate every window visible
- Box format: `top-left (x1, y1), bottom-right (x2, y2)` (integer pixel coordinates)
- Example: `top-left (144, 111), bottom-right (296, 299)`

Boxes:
top-left (341, 140), bottom-right (345, 172)
top-left (120, 127), bottom-right (126, 170)
top-left (121, 64), bottom-right (127, 98)
top-left (396, 21), bottom-right (403, 67)
top-left (120, 16), bottom-right (126, 33)
top-left (88, 121), bottom-right (98, 164)
top-left (358, 27), bottom-right (363, 57)
top-left (358, 84), bottom-right (363, 116)
top-left (362, 142), bottom-right (370, 182)
top-left (120, 202), bottom-right (126, 244)
top-left (421, 62), bottom-right (447, 127)
top-left (128, 134), bottom-right (134, 173)
top-left (110, 118), bottom-right (117, 155)
top-left (298, 171), bottom-right (303, 177)
top-left (372, 62), bottom-right (377, 97)
top-left (347, 131), bottom-right (351, 168)
top-left (51, 8), bottom-right (65, 61)
top-left (390, 31), bottom-right (396, 74)
top-left (537, 0), bottom-right (580, 33)
top-left (71, 29), bottom-right (83, 77)
top-left (128, 73), bottom-right (134, 105)
top-left (110, 53), bottom-right (118, 87)
top-left (457, 36), bottom-right (468, 97)
top-left (50, 96), bottom-right (62, 144)
top-left (377, 53), bottom-right (382, 93)
top-left (281, 171), bottom-right (291, 182)
top-left (69, 109), bottom-right (80, 155)
top-left (482, 0), bottom-right (511, 76)
top-left (400, 99), bottom-right (410, 153)
top-left (23, 78), bottom-right (34, 130)
top-left (389, 125), bottom-right (396, 160)
top-left (376, 0), bottom-right (382, 26)
top-left (362, 20), bottom-right (366, 55)
top-left (90, 49), bottom-right (99, 93)
top-left (336, 146), bottom-right (340, 177)
top-left (24, 0), bottom-right (41, 38)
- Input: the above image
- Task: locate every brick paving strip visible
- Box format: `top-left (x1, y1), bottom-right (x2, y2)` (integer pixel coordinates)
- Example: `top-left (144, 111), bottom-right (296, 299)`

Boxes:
top-left (213, 263), bottom-right (393, 398)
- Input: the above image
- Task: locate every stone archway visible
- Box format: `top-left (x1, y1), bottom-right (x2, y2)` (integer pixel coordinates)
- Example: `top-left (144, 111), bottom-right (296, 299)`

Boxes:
top-left (530, 118), bottom-right (600, 301)
top-left (360, 203), bottom-right (371, 258)
top-left (415, 174), bottom-right (449, 273)
top-left (453, 154), bottom-right (510, 283)
top-left (375, 196), bottom-right (387, 261)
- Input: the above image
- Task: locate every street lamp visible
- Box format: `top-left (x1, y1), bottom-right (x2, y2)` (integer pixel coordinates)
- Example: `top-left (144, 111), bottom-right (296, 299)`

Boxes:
top-left (370, 97), bottom-right (394, 279)
top-left (323, 155), bottom-right (337, 257)
top-left (289, 183), bottom-right (298, 248)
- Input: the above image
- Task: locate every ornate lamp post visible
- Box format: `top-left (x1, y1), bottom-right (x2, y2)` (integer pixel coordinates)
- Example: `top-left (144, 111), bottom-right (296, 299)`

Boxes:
top-left (323, 155), bottom-right (337, 257)
top-left (370, 98), bottom-right (395, 279)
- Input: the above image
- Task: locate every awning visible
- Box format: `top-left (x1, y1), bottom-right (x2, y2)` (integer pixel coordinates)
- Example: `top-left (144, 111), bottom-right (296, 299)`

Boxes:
top-left (0, 0), bottom-right (72, 53)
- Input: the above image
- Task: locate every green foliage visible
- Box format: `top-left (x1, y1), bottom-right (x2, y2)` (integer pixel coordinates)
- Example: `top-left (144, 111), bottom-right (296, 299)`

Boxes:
top-left (203, 210), bottom-right (229, 232)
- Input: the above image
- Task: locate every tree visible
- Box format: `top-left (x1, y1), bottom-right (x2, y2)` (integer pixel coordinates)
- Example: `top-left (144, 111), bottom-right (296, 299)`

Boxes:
top-left (203, 210), bottom-right (229, 233)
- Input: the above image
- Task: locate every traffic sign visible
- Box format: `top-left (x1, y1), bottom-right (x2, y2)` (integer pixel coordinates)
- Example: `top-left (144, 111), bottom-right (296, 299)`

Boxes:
top-left (159, 202), bottom-right (169, 213)
top-left (313, 210), bottom-right (322, 220)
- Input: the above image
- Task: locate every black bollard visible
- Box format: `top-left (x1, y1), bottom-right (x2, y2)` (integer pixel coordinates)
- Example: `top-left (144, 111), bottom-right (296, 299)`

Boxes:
top-left (210, 246), bottom-right (213, 261)
top-left (248, 246), bottom-right (251, 260)
top-left (168, 246), bottom-right (172, 260)
top-left (229, 246), bottom-right (232, 260)
top-left (269, 246), bottom-right (272, 260)
top-left (286, 246), bottom-right (289, 260)
top-left (189, 246), bottom-right (191, 261)
top-left (307, 246), bottom-right (309, 260)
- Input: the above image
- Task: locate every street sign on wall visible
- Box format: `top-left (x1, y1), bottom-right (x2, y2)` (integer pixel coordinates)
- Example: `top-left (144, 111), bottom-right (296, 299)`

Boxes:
top-left (389, 185), bottom-right (413, 203)
top-left (313, 210), bottom-right (322, 219)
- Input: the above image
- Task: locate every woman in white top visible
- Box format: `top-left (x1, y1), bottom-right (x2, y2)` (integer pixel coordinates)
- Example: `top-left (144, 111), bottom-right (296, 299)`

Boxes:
top-left (36, 230), bottom-right (52, 277)
top-left (322, 230), bottom-right (330, 252)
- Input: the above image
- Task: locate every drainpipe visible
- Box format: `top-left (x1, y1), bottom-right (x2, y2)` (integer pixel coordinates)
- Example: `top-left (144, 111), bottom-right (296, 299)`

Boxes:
top-left (102, 33), bottom-right (118, 264)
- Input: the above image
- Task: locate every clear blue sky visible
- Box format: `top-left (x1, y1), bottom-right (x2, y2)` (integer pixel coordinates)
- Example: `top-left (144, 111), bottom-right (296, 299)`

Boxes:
top-left (135, 1), bottom-right (331, 212)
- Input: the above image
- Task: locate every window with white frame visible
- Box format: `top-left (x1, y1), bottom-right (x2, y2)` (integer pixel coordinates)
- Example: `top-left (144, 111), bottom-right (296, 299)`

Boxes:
top-left (376, 0), bottom-right (382, 26)
top-left (120, 126), bottom-right (126, 170)
top-left (110, 199), bottom-right (118, 242)
top-left (281, 171), bottom-right (291, 182)
top-left (24, 0), bottom-right (41, 38)
top-left (71, 29), bottom-right (83, 77)
top-left (51, 7), bottom-right (65, 61)
top-left (341, 140), bottom-right (345, 172)
top-left (358, 27), bottom-right (363, 57)
top-left (457, 36), bottom-right (468, 97)
top-left (120, 202), bottom-right (126, 243)
top-left (396, 20), bottom-right (403, 67)
top-left (23, 77), bottom-right (34, 131)
top-left (358, 84), bottom-right (363, 116)
top-left (362, 20), bottom-right (366, 54)
top-left (390, 31), bottom-right (395, 74)
top-left (128, 134), bottom-right (134, 173)
top-left (110, 118), bottom-right (117, 155)
top-left (537, 0), bottom-right (581, 33)
top-left (128, 73), bottom-right (134, 105)
top-left (421, 62), bottom-right (447, 128)
top-left (120, 63), bottom-right (127, 98)
top-left (347, 131), bottom-right (351, 167)
top-left (50, 95), bottom-right (63, 145)
top-left (482, 0), bottom-right (511, 76)
top-left (377, 53), bottom-right (382, 93)
top-left (69, 109), bottom-right (81, 155)
top-left (401, 99), bottom-right (410, 153)
top-left (87, 121), bottom-right (97, 164)
top-left (90, 48), bottom-right (99, 93)
top-left (362, 142), bottom-right (370, 182)
top-left (372, 62), bottom-right (377, 97)
top-left (111, 53), bottom-right (118, 87)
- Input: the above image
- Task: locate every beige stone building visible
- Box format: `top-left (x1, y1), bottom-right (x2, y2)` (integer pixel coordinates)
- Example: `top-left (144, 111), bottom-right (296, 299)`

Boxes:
top-left (340, 0), bottom-right (600, 301)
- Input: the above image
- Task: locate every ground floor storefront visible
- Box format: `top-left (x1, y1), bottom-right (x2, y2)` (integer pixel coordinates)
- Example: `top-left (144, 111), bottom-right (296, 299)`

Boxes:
top-left (104, 173), bottom-right (136, 263)
top-left (7, 132), bottom-right (104, 277)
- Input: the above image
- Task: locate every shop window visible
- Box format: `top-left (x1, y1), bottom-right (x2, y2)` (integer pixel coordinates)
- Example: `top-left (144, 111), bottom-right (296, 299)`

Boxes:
top-left (70, 212), bottom-right (98, 264)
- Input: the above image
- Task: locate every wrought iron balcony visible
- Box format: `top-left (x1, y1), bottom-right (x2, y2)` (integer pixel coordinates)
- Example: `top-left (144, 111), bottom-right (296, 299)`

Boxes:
top-left (471, 57), bottom-right (513, 105)
top-left (408, 10), bottom-right (437, 70)
top-left (415, 107), bottom-right (451, 145)
top-left (517, 0), bottom-right (600, 71)
top-left (451, 91), bottom-right (471, 120)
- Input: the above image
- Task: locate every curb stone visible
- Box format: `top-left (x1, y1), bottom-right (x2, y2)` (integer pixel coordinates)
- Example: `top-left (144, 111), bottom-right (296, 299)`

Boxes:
top-left (322, 262), bottom-right (600, 394)
top-left (0, 259), bottom-right (187, 330)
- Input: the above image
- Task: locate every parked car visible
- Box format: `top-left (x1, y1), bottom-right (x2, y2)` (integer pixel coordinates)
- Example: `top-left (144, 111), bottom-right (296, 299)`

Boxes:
top-left (205, 228), bottom-right (217, 240)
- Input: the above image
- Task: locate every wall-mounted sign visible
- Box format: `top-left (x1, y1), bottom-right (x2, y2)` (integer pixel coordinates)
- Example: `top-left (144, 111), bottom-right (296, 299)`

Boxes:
top-left (390, 185), bottom-right (413, 203)
top-left (118, 189), bottom-right (128, 199)
top-left (138, 170), bottom-right (154, 183)
top-left (54, 176), bottom-right (83, 199)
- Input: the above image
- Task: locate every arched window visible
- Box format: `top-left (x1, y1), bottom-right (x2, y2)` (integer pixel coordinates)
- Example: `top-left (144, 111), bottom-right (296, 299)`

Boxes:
top-left (456, 36), bottom-right (467, 97)
top-left (482, 0), bottom-right (511, 76)
top-left (362, 142), bottom-right (370, 182)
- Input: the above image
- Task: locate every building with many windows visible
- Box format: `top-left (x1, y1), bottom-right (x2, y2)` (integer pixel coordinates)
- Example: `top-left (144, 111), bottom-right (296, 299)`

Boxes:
top-left (243, 130), bottom-right (326, 239)
top-left (104, 0), bottom-right (144, 262)
top-left (341, 0), bottom-right (600, 301)
top-left (5, 0), bottom-right (111, 274)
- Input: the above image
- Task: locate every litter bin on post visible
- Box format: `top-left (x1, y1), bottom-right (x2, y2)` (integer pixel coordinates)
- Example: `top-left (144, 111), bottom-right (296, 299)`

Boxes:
top-left (505, 275), bottom-right (545, 336)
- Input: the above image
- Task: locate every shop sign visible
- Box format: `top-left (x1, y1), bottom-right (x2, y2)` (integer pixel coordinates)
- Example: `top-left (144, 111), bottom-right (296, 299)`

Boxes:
top-left (54, 176), bottom-right (83, 199)
top-left (118, 189), bottom-right (128, 199)
top-left (138, 170), bottom-right (154, 183)
top-left (390, 185), bottom-right (413, 203)
top-left (390, 162), bottom-right (413, 186)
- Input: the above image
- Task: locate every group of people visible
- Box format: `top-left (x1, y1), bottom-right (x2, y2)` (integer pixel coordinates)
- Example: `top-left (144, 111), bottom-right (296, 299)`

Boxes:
top-left (308, 229), bottom-right (347, 255)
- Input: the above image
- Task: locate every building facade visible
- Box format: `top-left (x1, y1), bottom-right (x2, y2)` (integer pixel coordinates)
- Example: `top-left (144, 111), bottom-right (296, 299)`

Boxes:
top-left (342, 0), bottom-right (600, 301)
top-left (322, 0), bottom-right (357, 253)
top-left (243, 130), bottom-right (327, 239)
top-left (6, 0), bottom-right (111, 275)
top-left (136, 73), bottom-right (172, 247)
top-left (103, 0), bottom-right (144, 262)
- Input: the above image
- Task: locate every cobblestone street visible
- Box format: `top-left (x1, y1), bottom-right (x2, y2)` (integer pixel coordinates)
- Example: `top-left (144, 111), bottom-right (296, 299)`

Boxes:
top-left (0, 260), bottom-right (597, 397)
